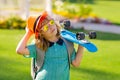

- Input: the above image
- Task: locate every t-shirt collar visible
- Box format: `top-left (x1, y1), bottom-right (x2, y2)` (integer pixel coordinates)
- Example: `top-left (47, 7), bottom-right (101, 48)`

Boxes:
top-left (49, 38), bottom-right (63, 47)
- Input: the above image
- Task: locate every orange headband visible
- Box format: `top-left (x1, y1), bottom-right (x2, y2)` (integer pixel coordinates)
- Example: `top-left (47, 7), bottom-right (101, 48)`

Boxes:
top-left (35, 11), bottom-right (48, 38)
top-left (35, 11), bottom-right (48, 32)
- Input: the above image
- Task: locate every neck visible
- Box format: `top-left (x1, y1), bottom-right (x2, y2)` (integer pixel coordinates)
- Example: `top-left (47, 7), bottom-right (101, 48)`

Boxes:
top-left (46, 36), bottom-right (59, 42)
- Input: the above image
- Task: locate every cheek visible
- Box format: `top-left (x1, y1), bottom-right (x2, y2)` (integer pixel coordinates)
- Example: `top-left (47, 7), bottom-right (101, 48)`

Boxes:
top-left (42, 33), bottom-right (49, 38)
top-left (41, 32), bottom-right (48, 37)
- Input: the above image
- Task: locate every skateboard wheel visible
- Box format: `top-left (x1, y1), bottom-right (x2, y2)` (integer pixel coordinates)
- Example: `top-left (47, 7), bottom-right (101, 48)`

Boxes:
top-left (76, 32), bottom-right (85, 40)
top-left (89, 31), bottom-right (96, 39)
top-left (63, 20), bottom-right (71, 28)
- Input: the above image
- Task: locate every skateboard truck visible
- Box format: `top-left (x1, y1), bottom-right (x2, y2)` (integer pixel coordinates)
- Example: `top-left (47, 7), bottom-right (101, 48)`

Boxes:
top-left (76, 32), bottom-right (85, 40)
top-left (76, 31), bottom-right (97, 40)
top-left (60, 20), bottom-right (97, 40)
top-left (63, 20), bottom-right (70, 29)
top-left (88, 31), bottom-right (97, 39)
top-left (59, 20), bottom-right (71, 29)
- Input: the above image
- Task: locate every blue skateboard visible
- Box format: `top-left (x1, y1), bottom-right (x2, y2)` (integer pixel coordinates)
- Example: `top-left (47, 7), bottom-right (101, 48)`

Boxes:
top-left (60, 30), bottom-right (98, 52)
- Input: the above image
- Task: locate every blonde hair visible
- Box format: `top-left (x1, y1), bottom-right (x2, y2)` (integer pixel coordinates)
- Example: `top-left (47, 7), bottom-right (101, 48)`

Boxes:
top-left (35, 21), bottom-right (61, 51)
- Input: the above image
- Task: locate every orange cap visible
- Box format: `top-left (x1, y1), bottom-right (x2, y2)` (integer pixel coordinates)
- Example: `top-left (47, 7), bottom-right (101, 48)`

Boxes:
top-left (27, 11), bottom-right (50, 39)
top-left (27, 16), bottom-right (37, 32)
top-left (35, 11), bottom-right (48, 33)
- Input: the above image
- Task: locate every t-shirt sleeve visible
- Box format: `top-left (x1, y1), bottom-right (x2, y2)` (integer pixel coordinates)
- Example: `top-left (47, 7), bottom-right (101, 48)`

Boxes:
top-left (23, 44), bottom-right (36, 58)
top-left (70, 48), bottom-right (76, 62)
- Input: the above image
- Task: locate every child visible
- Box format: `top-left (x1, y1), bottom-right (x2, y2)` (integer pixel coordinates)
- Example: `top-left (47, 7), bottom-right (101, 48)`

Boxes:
top-left (16, 11), bottom-right (84, 80)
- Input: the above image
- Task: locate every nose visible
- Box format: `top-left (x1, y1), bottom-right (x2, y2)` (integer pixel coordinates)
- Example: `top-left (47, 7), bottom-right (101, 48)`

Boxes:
top-left (49, 25), bottom-right (53, 30)
top-left (49, 25), bottom-right (56, 31)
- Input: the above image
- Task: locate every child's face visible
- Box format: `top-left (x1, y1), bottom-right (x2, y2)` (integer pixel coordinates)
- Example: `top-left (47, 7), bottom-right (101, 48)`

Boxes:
top-left (40, 20), bottom-right (58, 38)
top-left (41, 20), bottom-right (55, 32)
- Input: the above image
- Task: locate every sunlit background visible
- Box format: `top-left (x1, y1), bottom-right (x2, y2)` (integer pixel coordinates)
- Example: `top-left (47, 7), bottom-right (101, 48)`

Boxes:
top-left (0, 0), bottom-right (120, 80)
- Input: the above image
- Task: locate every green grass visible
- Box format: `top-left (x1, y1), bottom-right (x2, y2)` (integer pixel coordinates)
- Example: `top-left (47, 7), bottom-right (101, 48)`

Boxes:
top-left (69, 1), bottom-right (120, 25)
top-left (0, 29), bottom-right (32, 80)
top-left (90, 1), bottom-right (120, 25)
top-left (0, 29), bottom-right (120, 80)
top-left (70, 29), bottom-right (120, 80)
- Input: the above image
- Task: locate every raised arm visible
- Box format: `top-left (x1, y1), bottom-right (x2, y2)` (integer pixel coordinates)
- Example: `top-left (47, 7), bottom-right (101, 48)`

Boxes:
top-left (71, 45), bottom-right (84, 67)
top-left (16, 28), bottom-right (34, 55)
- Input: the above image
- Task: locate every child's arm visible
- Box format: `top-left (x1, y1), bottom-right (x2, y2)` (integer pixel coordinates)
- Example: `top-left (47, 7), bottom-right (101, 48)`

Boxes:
top-left (71, 45), bottom-right (84, 67)
top-left (16, 28), bottom-right (33, 55)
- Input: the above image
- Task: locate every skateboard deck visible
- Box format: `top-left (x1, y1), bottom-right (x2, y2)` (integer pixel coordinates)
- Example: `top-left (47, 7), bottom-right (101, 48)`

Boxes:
top-left (61, 30), bottom-right (98, 52)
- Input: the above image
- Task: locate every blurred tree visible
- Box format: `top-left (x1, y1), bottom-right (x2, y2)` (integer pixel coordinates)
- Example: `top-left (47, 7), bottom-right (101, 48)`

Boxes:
top-left (63, 0), bottom-right (94, 4)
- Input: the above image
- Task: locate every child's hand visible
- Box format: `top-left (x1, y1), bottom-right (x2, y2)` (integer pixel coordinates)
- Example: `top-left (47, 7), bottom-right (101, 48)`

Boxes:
top-left (25, 27), bottom-right (34, 36)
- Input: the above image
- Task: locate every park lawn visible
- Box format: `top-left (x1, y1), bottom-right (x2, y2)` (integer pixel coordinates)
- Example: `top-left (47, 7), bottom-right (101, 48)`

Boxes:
top-left (0, 29), bottom-right (32, 80)
top-left (90, 1), bottom-right (120, 25)
top-left (70, 29), bottom-right (120, 80)
top-left (0, 29), bottom-right (120, 80)
top-left (69, 1), bottom-right (120, 25)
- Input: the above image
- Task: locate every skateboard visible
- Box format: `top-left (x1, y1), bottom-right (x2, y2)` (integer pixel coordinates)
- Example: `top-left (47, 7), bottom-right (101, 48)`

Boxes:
top-left (60, 20), bottom-right (98, 52)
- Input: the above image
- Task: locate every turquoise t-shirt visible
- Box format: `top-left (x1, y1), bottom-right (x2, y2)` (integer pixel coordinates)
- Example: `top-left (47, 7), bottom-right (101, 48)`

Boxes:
top-left (26, 42), bottom-right (76, 80)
